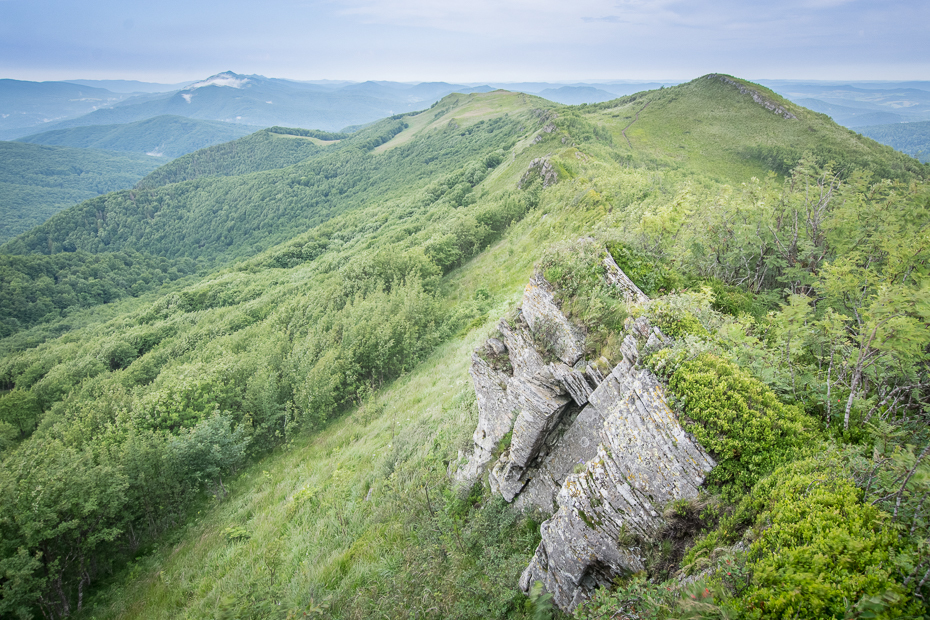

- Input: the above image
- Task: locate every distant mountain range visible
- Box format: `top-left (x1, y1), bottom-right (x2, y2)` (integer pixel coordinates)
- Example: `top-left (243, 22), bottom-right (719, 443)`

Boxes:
top-left (0, 79), bottom-right (136, 137)
top-left (757, 80), bottom-right (930, 127)
top-left (1, 73), bottom-right (682, 140)
top-left (0, 73), bottom-right (498, 138)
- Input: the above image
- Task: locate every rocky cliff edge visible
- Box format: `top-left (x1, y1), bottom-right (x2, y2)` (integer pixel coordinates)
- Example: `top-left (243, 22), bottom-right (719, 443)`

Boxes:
top-left (456, 247), bottom-right (715, 611)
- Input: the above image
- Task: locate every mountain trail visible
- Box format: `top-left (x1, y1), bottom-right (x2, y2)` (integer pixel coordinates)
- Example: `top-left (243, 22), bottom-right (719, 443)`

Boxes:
top-left (622, 101), bottom-right (649, 148)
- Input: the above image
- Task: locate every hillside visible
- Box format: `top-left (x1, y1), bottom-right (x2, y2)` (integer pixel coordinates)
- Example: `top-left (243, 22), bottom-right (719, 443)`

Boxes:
top-left (16, 115), bottom-right (255, 158)
top-left (858, 120), bottom-right (930, 163)
top-left (134, 126), bottom-right (345, 189)
top-left (0, 142), bottom-right (162, 243)
top-left (0, 75), bottom-right (927, 620)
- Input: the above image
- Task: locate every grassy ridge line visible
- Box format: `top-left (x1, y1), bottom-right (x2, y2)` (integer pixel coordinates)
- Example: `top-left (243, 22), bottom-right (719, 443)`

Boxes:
top-left (78, 160), bottom-right (616, 619)
top-left (5, 76), bottom-right (926, 619)
top-left (585, 75), bottom-right (927, 180)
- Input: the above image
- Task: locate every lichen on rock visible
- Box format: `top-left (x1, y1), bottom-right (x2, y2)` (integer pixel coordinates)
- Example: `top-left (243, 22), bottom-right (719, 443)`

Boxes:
top-left (456, 245), bottom-right (716, 612)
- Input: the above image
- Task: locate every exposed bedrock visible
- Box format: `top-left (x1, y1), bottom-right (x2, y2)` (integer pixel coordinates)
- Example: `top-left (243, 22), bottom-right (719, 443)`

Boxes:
top-left (456, 250), bottom-right (715, 612)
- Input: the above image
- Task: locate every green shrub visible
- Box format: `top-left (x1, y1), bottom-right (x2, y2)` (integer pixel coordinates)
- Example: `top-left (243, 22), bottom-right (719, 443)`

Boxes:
top-left (668, 354), bottom-right (817, 494)
top-left (538, 239), bottom-right (630, 361)
top-left (645, 299), bottom-right (709, 339)
top-left (685, 455), bottom-right (925, 620)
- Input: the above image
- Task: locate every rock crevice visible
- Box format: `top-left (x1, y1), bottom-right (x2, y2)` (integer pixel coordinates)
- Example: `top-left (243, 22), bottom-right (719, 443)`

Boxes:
top-left (457, 250), bottom-right (715, 612)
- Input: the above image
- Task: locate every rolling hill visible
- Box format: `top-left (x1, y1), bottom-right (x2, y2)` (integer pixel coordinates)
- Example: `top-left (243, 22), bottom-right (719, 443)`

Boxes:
top-left (0, 75), bottom-right (927, 620)
top-left (0, 142), bottom-right (162, 243)
top-left (857, 120), bottom-right (930, 163)
top-left (15, 115), bottom-right (256, 158)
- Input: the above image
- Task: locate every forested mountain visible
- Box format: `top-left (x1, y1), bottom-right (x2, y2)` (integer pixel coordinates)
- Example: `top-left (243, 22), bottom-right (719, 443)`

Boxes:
top-left (858, 120), bottom-right (930, 163)
top-left (0, 75), bottom-right (928, 620)
top-left (16, 116), bottom-right (255, 158)
top-left (134, 126), bottom-right (346, 189)
top-left (0, 142), bottom-right (162, 243)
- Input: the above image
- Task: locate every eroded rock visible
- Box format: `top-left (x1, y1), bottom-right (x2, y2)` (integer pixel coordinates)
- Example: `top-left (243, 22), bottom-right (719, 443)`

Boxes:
top-left (457, 248), bottom-right (717, 613)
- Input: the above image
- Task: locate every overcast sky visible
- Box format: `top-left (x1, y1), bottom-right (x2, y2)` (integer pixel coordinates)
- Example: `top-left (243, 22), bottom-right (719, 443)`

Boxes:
top-left (1, 0), bottom-right (928, 83)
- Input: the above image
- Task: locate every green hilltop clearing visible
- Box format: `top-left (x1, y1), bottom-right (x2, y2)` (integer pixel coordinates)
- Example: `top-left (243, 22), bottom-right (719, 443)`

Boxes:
top-left (0, 75), bottom-right (928, 620)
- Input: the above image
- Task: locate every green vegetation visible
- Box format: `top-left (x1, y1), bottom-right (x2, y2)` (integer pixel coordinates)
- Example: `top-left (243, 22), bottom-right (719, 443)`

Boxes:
top-left (667, 354), bottom-right (817, 494)
top-left (135, 127), bottom-right (334, 189)
top-left (16, 115), bottom-right (254, 159)
top-left (0, 77), bottom-right (927, 619)
top-left (0, 250), bottom-right (197, 336)
top-left (858, 120), bottom-right (930, 163)
top-left (537, 240), bottom-right (632, 361)
top-left (0, 142), bottom-right (162, 243)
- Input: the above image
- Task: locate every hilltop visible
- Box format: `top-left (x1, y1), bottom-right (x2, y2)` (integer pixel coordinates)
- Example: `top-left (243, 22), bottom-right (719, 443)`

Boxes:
top-left (0, 75), bottom-right (927, 620)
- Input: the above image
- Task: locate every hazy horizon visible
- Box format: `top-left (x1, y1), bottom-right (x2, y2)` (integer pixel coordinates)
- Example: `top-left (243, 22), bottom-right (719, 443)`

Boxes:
top-left (2, 0), bottom-right (928, 84)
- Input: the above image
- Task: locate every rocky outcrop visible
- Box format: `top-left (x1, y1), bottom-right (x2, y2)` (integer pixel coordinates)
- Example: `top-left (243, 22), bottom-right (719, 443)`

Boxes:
top-left (709, 74), bottom-right (797, 120)
top-left (457, 248), bottom-right (715, 612)
top-left (519, 157), bottom-right (558, 188)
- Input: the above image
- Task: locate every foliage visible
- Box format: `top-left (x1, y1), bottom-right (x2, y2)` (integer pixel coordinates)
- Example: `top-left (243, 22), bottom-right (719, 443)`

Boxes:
top-left (683, 454), bottom-right (926, 620)
top-left (857, 120), bottom-right (930, 164)
top-left (667, 354), bottom-right (818, 494)
top-left (0, 142), bottom-right (161, 243)
top-left (537, 238), bottom-right (630, 361)
top-left (606, 241), bottom-right (684, 297)
top-left (0, 250), bottom-right (197, 336)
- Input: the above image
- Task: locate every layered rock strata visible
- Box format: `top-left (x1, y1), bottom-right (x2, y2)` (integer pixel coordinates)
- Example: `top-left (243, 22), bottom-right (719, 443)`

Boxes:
top-left (457, 250), bottom-right (715, 612)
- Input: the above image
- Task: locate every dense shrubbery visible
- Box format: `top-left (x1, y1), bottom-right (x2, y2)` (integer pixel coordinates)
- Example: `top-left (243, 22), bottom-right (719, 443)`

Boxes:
top-left (666, 354), bottom-right (817, 493)
top-left (0, 251), bottom-right (197, 336)
top-left (538, 239), bottom-right (630, 361)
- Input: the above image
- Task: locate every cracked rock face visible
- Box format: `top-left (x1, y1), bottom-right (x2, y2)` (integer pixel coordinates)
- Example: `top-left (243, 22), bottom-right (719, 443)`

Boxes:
top-left (456, 250), bottom-right (716, 612)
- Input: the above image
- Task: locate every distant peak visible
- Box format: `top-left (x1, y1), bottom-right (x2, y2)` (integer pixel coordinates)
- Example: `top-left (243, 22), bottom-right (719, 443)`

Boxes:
top-left (186, 72), bottom-right (249, 91)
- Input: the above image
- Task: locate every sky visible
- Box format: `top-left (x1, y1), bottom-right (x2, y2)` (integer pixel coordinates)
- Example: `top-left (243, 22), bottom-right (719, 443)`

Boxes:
top-left (1, 0), bottom-right (928, 83)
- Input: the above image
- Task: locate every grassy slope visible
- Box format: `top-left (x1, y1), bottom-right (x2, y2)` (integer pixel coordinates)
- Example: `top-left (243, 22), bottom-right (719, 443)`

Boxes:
top-left (78, 168), bottom-right (598, 620)
top-left (22, 76), bottom-right (924, 619)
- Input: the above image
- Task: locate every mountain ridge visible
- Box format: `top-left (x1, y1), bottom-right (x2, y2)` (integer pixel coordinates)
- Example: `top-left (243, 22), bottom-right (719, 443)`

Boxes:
top-left (0, 74), bottom-right (927, 620)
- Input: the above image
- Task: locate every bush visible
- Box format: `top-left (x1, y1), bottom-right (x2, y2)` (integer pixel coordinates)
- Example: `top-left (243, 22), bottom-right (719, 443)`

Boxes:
top-left (607, 241), bottom-right (684, 296)
top-left (538, 239), bottom-right (630, 360)
top-left (668, 354), bottom-right (817, 494)
top-left (684, 455), bottom-right (926, 620)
